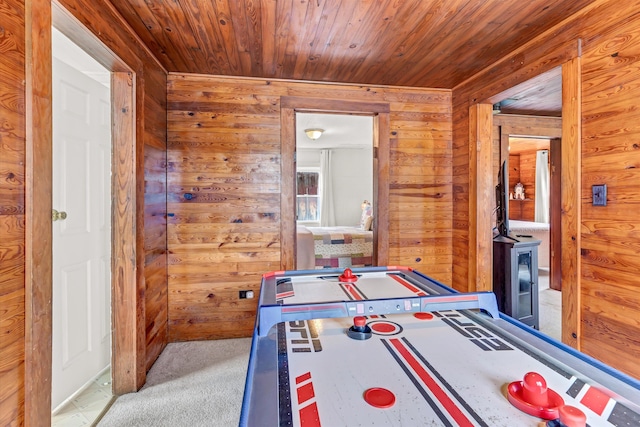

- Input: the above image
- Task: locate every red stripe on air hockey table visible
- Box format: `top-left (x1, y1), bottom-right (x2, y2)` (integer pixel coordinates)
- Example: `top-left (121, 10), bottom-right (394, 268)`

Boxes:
top-left (341, 283), bottom-right (364, 301)
top-left (388, 338), bottom-right (475, 427)
top-left (281, 304), bottom-right (345, 313)
top-left (295, 372), bottom-right (321, 427)
top-left (276, 290), bottom-right (295, 299)
top-left (388, 274), bottom-right (428, 296)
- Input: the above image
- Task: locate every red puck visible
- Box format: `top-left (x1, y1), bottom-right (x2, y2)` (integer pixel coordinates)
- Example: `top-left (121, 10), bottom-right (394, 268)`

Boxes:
top-left (414, 312), bottom-right (434, 320)
top-left (371, 323), bottom-right (396, 333)
top-left (364, 387), bottom-right (396, 408)
top-left (559, 405), bottom-right (587, 427)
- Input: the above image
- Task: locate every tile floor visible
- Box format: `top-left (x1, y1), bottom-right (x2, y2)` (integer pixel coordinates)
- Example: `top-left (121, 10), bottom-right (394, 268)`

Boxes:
top-left (52, 367), bottom-right (114, 427)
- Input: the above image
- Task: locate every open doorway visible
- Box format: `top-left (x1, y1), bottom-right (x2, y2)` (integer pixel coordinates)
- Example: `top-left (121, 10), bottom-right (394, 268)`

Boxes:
top-left (491, 66), bottom-right (563, 341)
top-left (502, 134), bottom-right (561, 340)
top-left (51, 27), bottom-right (113, 423)
top-left (279, 97), bottom-right (390, 271)
top-left (25, 3), bottom-right (139, 423)
top-left (506, 136), bottom-right (554, 278)
top-left (294, 113), bottom-right (374, 270)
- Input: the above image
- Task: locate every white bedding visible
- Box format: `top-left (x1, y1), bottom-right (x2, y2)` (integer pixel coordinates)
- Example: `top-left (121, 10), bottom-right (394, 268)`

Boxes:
top-left (510, 220), bottom-right (550, 269)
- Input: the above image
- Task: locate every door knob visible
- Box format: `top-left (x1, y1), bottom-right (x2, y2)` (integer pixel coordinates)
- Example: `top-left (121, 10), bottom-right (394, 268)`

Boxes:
top-left (52, 209), bottom-right (68, 221)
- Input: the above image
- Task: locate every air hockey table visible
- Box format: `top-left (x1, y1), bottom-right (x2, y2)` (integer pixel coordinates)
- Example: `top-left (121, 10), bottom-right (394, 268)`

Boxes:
top-left (239, 266), bottom-right (640, 427)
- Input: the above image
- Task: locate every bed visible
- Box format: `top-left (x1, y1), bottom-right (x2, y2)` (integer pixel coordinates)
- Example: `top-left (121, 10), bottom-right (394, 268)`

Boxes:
top-left (509, 220), bottom-right (550, 269)
top-left (296, 225), bottom-right (373, 269)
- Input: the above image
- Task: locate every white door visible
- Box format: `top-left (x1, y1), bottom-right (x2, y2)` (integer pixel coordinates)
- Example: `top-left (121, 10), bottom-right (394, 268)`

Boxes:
top-left (51, 55), bottom-right (112, 410)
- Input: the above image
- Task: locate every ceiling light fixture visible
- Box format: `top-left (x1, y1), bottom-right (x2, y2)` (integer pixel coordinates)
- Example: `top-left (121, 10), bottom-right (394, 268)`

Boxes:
top-left (304, 128), bottom-right (324, 140)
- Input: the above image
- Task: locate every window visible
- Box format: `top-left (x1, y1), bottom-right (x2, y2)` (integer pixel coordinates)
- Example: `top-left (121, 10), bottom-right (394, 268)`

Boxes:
top-left (296, 170), bottom-right (320, 222)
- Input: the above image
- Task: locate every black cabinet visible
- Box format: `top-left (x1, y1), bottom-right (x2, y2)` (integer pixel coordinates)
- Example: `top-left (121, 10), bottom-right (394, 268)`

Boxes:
top-left (493, 235), bottom-right (541, 329)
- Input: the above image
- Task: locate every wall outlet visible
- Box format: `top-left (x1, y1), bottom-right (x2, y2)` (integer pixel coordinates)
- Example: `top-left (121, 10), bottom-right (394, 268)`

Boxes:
top-left (239, 290), bottom-right (254, 299)
top-left (592, 184), bottom-right (607, 206)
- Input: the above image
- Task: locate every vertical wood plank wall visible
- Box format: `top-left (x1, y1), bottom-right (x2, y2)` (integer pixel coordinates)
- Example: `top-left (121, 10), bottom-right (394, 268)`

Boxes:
top-left (0, 0), bottom-right (26, 424)
top-left (508, 152), bottom-right (536, 221)
top-left (1, 0), bottom-right (168, 423)
top-left (453, 0), bottom-right (640, 378)
top-left (167, 75), bottom-right (452, 340)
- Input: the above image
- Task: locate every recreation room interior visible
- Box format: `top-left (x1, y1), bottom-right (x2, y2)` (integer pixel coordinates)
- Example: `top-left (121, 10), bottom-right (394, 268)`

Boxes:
top-left (3, 0), bottom-right (640, 424)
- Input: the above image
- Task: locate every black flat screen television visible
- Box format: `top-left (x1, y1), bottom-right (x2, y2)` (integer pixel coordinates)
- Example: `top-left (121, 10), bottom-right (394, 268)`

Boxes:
top-left (495, 160), bottom-right (517, 241)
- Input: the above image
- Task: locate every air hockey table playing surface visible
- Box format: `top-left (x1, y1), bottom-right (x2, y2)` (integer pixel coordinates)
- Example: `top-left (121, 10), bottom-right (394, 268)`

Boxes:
top-left (240, 267), bottom-right (640, 427)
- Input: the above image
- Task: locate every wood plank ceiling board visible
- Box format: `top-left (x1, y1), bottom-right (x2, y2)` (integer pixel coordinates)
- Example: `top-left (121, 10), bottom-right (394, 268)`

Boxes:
top-left (110, 0), bottom-right (600, 89)
top-left (496, 67), bottom-right (563, 116)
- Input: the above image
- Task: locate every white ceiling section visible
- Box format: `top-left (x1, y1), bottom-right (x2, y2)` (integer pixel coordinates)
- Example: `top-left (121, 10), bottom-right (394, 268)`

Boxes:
top-left (296, 113), bottom-right (373, 150)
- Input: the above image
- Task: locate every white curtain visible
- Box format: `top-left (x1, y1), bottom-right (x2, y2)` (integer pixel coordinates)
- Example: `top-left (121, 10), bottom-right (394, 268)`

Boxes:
top-left (535, 150), bottom-right (550, 223)
top-left (320, 149), bottom-right (336, 226)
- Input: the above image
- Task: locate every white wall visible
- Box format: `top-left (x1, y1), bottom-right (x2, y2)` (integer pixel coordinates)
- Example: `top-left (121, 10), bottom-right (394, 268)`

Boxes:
top-left (297, 147), bottom-right (373, 226)
top-left (297, 149), bottom-right (320, 168)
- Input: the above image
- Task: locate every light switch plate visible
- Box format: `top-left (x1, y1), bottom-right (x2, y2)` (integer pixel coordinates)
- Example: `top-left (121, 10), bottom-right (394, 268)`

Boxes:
top-left (592, 184), bottom-right (607, 206)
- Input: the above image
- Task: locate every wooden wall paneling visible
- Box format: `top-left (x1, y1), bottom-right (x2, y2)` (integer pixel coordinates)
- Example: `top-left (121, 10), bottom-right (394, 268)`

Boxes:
top-left (24, 0), bottom-right (53, 423)
top-left (508, 154), bottom-right (522, 220)
top-left (550, 138), bottom-right (562, 291)
top-left (387, 92), bottom-right (452, 276)
top-left (518, 151), bottom-right (537, 221)
top-left (451, 93), bottom-right (470, 292)
top-left (110, 71), bottom-right (143, 394)
top-left (578, 7), bottom-right (640, 376)
top-left (167, 76), bottom-right (452, 341)
top-left (560, 57), bottom-right (582, 350)
top-left (280, 106), bottom-right (296, 271)
top-left (494, 115), bottom-right (562, 139)
top-left (468, 104), bottom-right (493, 292)
top-left (374, 112), bottom-right (390, 267)
top-left (167, 78), bottom-right (284, 341)
top-left (144, 255), bottom-right (168, 370)
top-left (1, 0), bottom-right (26, 424)
top-left (141, 65), bottom-right (168, 373)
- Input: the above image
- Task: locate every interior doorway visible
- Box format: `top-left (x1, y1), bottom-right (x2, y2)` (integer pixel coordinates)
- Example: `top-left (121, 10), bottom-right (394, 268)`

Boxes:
top-left (503, 135), bottom-right (558, 286)
top-left (51, 27), bottom-right (113, 421)
top-left (484, 62), bottom-right (582, 344)
top-left (294, 113), bottom-right (374, 270)
top-left (279, 97), bottom-right (391, 271)
top-left (24, 2), bottom-right (139, 422)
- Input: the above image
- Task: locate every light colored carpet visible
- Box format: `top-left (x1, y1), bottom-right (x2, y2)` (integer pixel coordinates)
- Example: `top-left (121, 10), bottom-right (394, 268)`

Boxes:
top-left (98, 338), bottom-right (251, 427)
top-left (538, 268), bottom-right (562, 341)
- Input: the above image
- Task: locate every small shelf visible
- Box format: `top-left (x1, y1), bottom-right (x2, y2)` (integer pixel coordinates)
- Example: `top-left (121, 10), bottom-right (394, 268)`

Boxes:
top-left (509, 198), bottom-right (533, 201)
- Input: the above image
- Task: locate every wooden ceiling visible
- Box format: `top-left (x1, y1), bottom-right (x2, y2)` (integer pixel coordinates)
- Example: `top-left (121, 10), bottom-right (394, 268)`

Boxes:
top-left (110, 0), bottom-right (596, 113)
